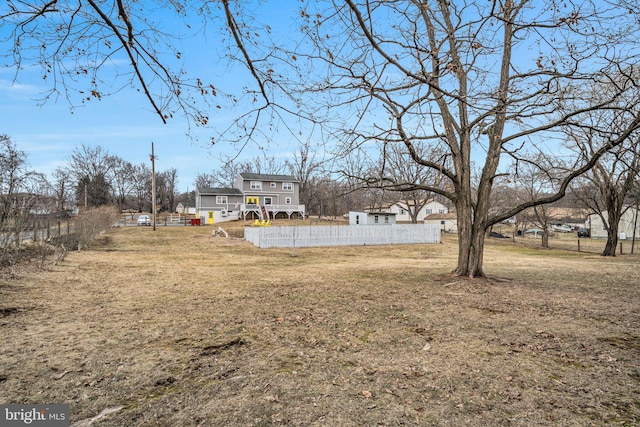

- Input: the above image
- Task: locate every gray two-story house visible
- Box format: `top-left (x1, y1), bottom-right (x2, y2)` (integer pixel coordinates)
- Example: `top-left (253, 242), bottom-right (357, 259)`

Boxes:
top-left (195, 173), bottom-right (305, 223)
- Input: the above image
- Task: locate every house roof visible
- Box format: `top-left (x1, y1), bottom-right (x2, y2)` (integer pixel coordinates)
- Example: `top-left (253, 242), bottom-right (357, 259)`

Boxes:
top-left (391, 198), bottom-right (440, 207)
top-left (239, 172), bottom-right (298, 182)
top-left (424, 213), bottom-right (457, 220)
top-left (197, 187), bottom-right (243, 196)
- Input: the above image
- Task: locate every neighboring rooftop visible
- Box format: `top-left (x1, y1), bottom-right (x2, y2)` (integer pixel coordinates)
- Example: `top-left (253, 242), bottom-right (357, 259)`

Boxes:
top-left (239, 172), bottom-right (298, 182)
top-left (196, 187), bottom-right (244, 195)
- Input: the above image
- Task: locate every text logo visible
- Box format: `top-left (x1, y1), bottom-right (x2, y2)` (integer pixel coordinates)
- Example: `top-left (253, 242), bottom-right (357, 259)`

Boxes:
top-left (1, 405), bottom-right (69, 426)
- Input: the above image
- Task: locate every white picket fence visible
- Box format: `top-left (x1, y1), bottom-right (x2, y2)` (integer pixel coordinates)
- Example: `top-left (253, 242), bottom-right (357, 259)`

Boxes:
top-left (244, 224), bottom-right (441, 248)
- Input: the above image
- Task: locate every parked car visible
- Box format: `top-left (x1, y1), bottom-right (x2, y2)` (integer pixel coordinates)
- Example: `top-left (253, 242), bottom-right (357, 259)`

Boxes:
top-left (489, 231), bottom-right (510, 239)
top-left (525, 228), bottom-right (545, 236)
top-left (137, 215), bottom-right (151, 226)
top-left (551, 224), bottom-right (573, 233)
top-left (577, 228), bottom-right (590, 238)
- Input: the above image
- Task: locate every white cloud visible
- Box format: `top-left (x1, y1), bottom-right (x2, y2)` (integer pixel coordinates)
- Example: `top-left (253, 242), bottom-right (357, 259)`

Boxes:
top-left (0, 79), bottom-right (41, 96)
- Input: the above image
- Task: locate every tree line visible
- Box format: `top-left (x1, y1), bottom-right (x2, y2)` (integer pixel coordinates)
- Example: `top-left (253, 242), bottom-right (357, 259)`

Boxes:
top-left (1, 137), bottom-right (179, 215)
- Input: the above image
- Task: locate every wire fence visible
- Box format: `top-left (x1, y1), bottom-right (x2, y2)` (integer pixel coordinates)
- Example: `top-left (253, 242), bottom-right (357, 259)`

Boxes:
top-left (1, 217), bottom-right (74, 246)
top-left (512, 235), bottom-right (639, 255)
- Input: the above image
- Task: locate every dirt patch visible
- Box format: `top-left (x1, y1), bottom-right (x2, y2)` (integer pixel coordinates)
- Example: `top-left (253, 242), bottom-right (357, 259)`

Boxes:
top-left (0, 226), bottom-right (638, 426)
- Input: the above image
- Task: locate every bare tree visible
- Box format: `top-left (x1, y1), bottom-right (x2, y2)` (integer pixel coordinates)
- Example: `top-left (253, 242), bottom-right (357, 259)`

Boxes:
top-left (249, 155), bottom-right (286, 175)
top-left (0, 135), bottom-right (39, 263)
top-left (510, 157), bottom-right (566, 248)
top-left (153, 168), bottom-right (178, 212)
top-left (162, 168), bottom-right (178, 213)
top-left (68, 144), bottom-right (113, 179)
top-left (570, 134), bottom-right (640, 256)
top-left (194, 173), bottom-right (215, 190)
top-left (0, 135), bottom-right (30, 208)
top-left (0, 1), bottom-right (246, 126)
top-left (368, 142), bottom-right (448, 223)
top-left (285, 0), bottom-right (640, 277)
top-left (196, 155), bottom-right (287, 190)
top-left (131, 163), bottom-right (151, 212)
top-left (562, 67), bottom-right (640, 256)
top-left (49, 167), bottom-right (73, 212)
top-left (286, 141), bottom-right (325, 211)
top-left (196, 158), bottom-right (252, 188)
top-left (110, 158), bottom-right (135, 211)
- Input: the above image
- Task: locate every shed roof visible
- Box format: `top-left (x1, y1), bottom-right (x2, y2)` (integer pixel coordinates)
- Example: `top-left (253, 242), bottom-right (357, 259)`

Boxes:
top-left (424, 213), bottom-right (457, 220)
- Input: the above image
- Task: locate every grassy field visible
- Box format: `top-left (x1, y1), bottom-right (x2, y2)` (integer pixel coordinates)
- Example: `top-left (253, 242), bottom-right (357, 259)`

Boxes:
top-left (1, 223), bottom-right (639, 426)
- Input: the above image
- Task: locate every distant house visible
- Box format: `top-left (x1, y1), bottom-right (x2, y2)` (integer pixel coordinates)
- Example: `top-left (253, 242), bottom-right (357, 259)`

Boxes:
top-left (365, 199), bottom-right (448, 223)
top-left (195, 187), bottom-right (244, 223)
top-left (175, 202), bottom-right (196, 215)
top-left (349, 211), bottom-right (397, 225)
top-left (424, 213), bottom-right (458, 233)
top-left (587, 207), bottom-right (640, 240)
top-left (195, 173), bottom-right (305, 223)
top-left (517, 207), bottom-right (590, 230)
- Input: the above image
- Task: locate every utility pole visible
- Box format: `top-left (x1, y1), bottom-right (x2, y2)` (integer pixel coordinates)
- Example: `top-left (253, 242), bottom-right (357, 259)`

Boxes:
top-left (151, 142), bottom-right (156, 231)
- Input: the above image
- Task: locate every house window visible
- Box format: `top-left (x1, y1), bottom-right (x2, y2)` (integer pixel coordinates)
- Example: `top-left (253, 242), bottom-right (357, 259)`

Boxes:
top-left (250, 181), bottom-right (262, 190)
top-left (356, 215), bottom-right (360, 225)
top-left (374, 215), bottom-right (379, 224)
top-left (285, 197), bottom-right (291, 204)
top-left (439, 209), bottom-right (445, 214)
top-left (384, 215), bottom-right (389, 224)
top-left (264, 197), bottom-right (273, 205)
top-left (282, 182), bottom-right (293, 191)
top-left (216, 196), bottom-right (227, 204)
top-left (426, 209), bottom-right (432, 214)
top-left (270, 182), bottom-right (277, 188)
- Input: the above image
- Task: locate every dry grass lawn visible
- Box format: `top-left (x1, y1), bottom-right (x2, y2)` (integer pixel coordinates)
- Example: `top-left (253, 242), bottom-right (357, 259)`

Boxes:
top-left (1, 224), bottom-right (639, 426)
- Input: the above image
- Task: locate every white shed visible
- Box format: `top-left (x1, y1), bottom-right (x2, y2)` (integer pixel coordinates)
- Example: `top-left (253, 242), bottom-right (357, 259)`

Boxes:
top-left (587, 207), bottom-right (640, 240)
top-left (424, 213), bottom-right (458, 233)
top-left (349, 211), bottom-right (397, 225)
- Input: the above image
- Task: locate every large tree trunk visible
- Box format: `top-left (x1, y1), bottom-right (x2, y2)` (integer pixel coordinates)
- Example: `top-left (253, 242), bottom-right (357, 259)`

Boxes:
top-left (602, 209), bottom-right (619, 256)
top-left (602, 189), bottom-right (622, 256)
top-left (454, 213), bottom-right (487, 277)
top-left (454, 203), bottom-right (473, 277)
top-left (541, 229), bottom-right (549, 248)
top-left (453, 193), bottom-right (487, 278)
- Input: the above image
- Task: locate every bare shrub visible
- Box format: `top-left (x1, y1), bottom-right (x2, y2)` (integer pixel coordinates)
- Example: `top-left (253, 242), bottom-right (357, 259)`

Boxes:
top-left (1, 196), bottom-right (44, 268)
top-left (72, 206), bottom-right (120, 251)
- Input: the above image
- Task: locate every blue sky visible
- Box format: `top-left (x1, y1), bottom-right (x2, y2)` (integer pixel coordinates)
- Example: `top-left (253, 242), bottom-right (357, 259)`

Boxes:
top-left (1, 75), bottom-right (213, 192)
top-left (0, 2), bottom-right (304, 194)
top-left (2, 1), bottom-right (622, 196)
